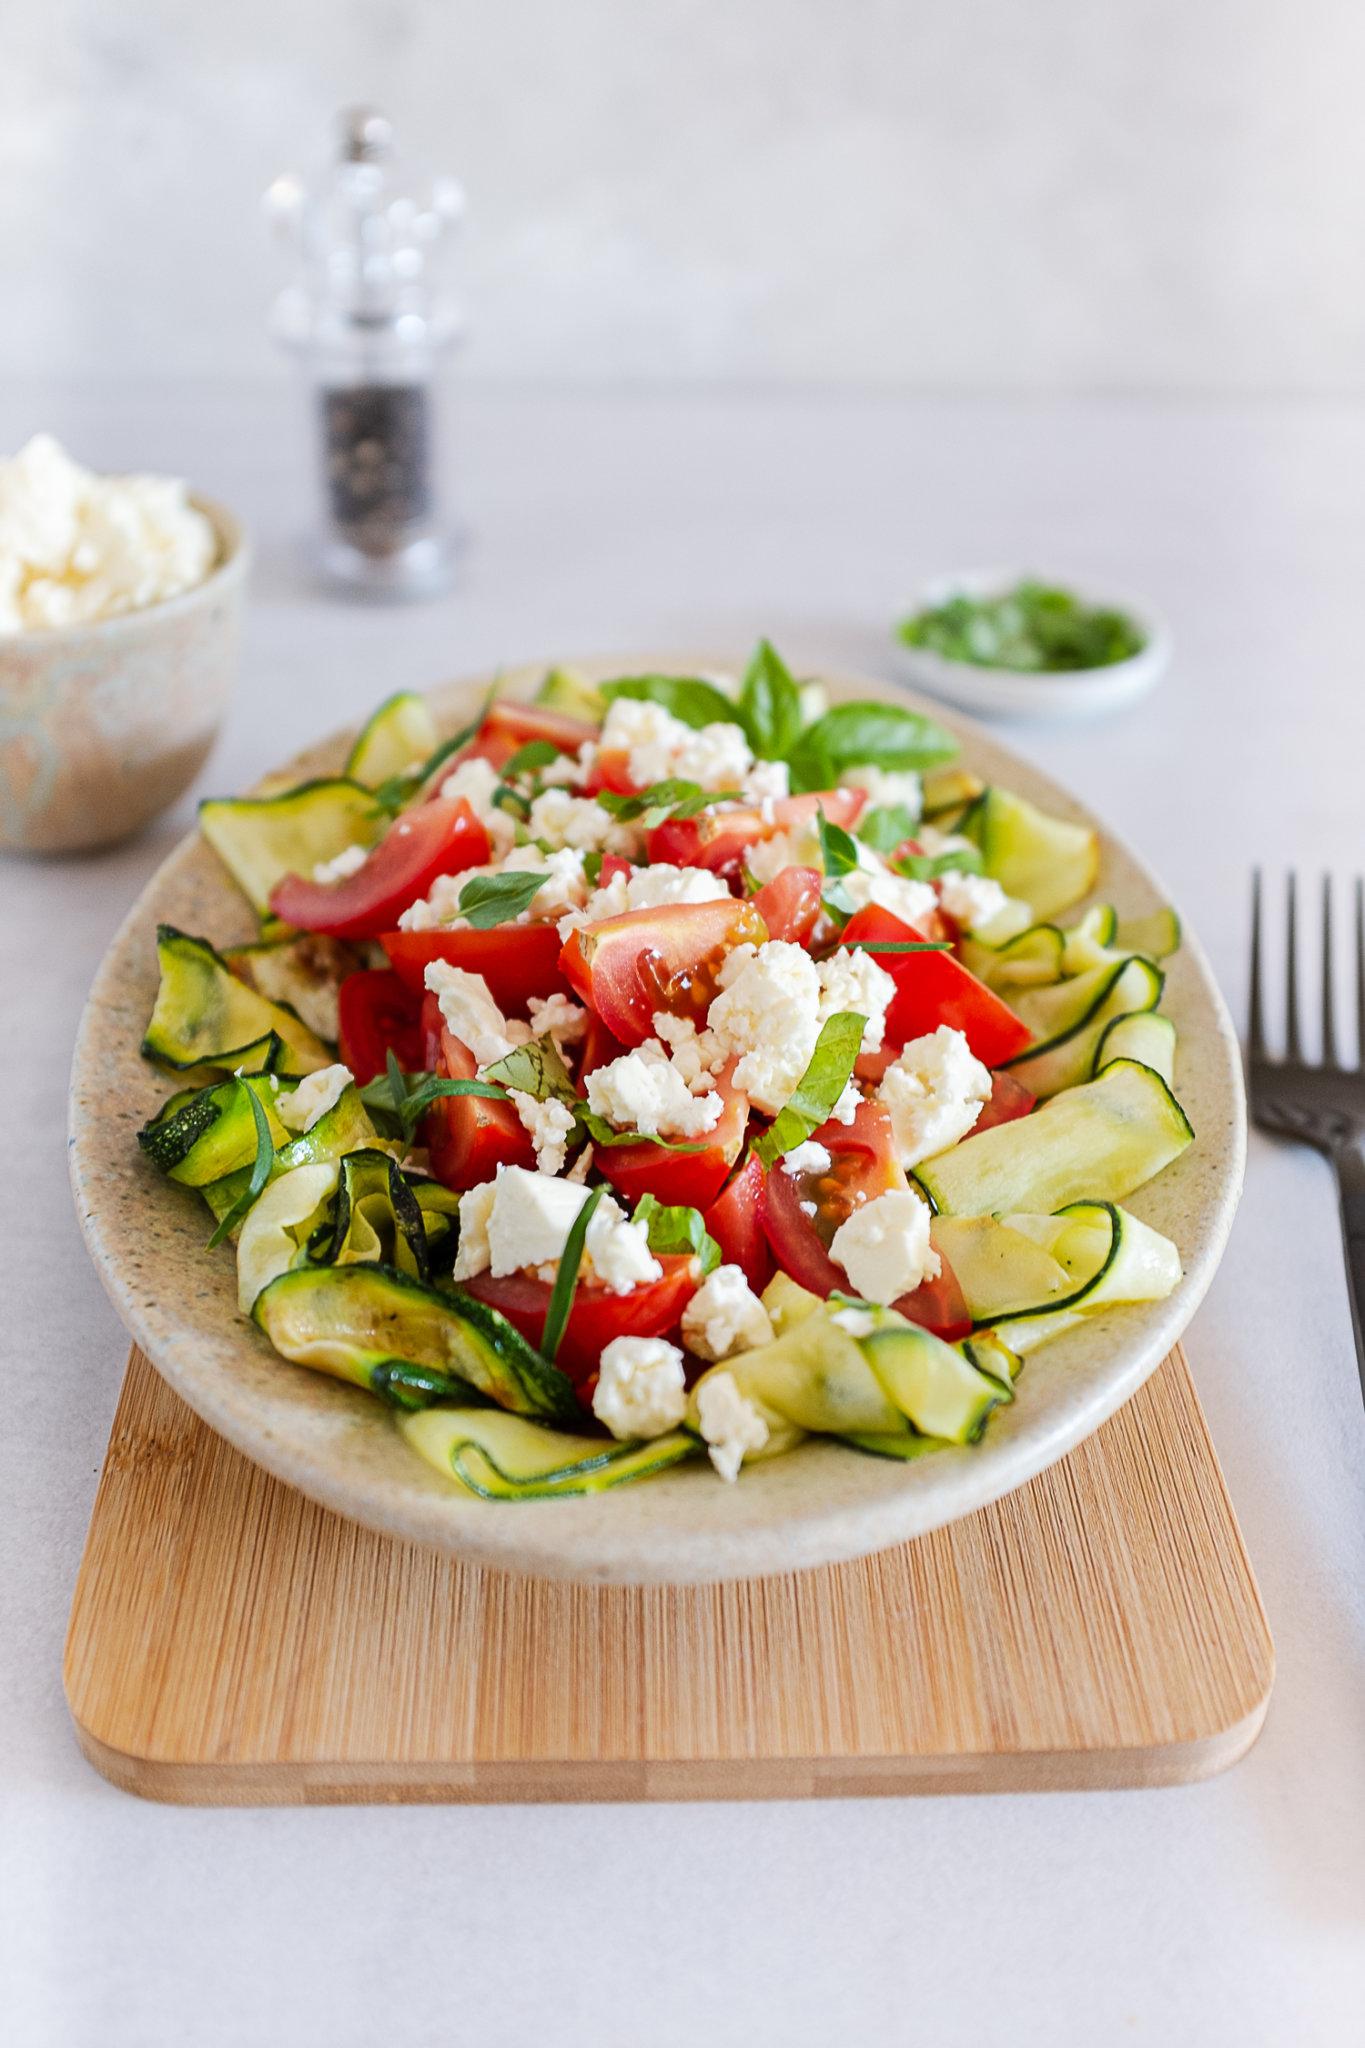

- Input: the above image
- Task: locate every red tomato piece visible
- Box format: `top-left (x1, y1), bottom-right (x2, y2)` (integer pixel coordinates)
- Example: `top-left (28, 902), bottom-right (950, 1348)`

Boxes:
top-left (425, 1021), bottom-right (535, 1192)
top-left (382, 924), bottom-right (572, 1016)
top-left (268, 798), bottom-right (491, 942)
top-left (337, 970), bottom-right (424, 1085)
top-left (760, 1098), bottom-right (971, 1340)
top-left (647, 788), bottom-right (864, 877)
top-left (458, 700), bottom-right (598, 774)
top-left (598, 853), bottom-right (634, 888)
top-left (703, 1153), bottom-right (770, 1294)
top-left (838, 905), bottom-right (1032, 1068)
top-left (749, 866), bottom-right (823, 947)
top-left (578, 1008), bottom-right (629, 1080)
top-left (462, 1255), bottom-right (700, 1387)
top-left (578, 749), bottom-right (636, 796)
top-left (593, 1062), bottom-right (750, 1214)
top-left (974, 1068), bottom-right (1037, 1133)
top-left (559, 897), bottom-right (768, 1045)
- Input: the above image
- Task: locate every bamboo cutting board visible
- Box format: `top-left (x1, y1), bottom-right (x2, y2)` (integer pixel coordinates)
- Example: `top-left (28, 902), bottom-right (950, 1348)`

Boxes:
top-left (64, 1343), bottom-right (1273, 1805)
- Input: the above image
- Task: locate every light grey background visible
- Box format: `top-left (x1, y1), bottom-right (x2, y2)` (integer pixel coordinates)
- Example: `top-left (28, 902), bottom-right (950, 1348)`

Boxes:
top-left (3, 0), bottom-right (1363, 388)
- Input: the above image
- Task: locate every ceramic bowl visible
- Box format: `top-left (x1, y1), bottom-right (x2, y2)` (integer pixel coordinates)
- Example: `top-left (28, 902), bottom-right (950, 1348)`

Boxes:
top-left (68, 658), bottom-right (1244, 1585)
top-left (0, 496), bottom-right (249, 854)
top-left (894, 569), bottom-right (1170, 721)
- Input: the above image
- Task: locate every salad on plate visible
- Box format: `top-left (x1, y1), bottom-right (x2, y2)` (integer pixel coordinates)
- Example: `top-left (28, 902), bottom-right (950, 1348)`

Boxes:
top-left (135, 643), bottom-right (1192, 1500)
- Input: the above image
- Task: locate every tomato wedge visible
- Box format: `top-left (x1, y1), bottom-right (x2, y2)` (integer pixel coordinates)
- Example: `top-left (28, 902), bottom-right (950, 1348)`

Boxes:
top-left (703, 1153), bottom-right (770, 1294)
top-left (974, 1068), bottom-right (1037, 1133)
top-left (560, 897), bottom-right (767, 1045)
top-left (337, 969), bottom-right (424, 1085)
top-left (268, 798), bottom-right (491, 942)
top-left (382, 924), bottom-right (571, 1016)
top-left (838, 904), bottom-right (1032, 1068)
top-left (578, 1009), bottom-right (629, 1080)
top-left (593, 1062), bottom-right (749, 1213)
top-left (424, 1008), bottom-right (535, 1191)
top-left (761, 1098), bottom-right (970, 1340)
top-left (459, 700), bottom-right (598, 774)
top-left (647, 788), bottom-right (865, 876)
top-left (462, 1255), bottom-right (700, 1387)
top-left (749, 866), bottom-right (823, 947)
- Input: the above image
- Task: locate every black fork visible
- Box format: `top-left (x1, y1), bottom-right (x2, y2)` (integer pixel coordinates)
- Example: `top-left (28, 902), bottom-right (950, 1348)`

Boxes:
top-left (1247, 872), bottom-right (1365, 1412)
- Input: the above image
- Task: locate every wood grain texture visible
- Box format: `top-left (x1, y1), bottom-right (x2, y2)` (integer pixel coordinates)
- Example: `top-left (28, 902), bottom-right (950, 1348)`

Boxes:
top-left (64, 1344), bottom-right (1273, 1806)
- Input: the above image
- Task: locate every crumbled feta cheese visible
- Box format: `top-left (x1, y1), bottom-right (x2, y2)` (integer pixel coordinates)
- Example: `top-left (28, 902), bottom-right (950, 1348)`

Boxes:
top-left (586, 1042), bottom-right (724, 1138)
top-left (915, 825), bottom-right (973, 858)
top-left (593, 1336), bottom-right (688, 1440)
top-left (439, 756), bottom-right (518, 857)
top-left (509, 1090), bottom-right (578, 1175)
top-left (705, 939), bottom-right (822, 1116)
top-left (397, 871), bottom-right (467, 931)
top-left (453, 1179), bottom-right (498, 1280)
top-left (681, 1265), bottom-right (775, 1363)
top-left (828, 1081), bottom-right (862, 1125)
top-left (841, 842), bottom-right (940, 930)
top-left (830, 1305), bottom-right (878, 1338)
top-left (527, 787), bottom-right (622, 854)
top-left (816, 946), bottom-right (896, 1054)
top-left (696, 1370), bottom-right (770, 1482)
top-left (538, 752), bottom-right (581, 786)
top-left (829, 1189), bottom-right (939, 1305)
top-left (481, 1169), bottom-right (664, 1294)
top-left (936, 869), bottom-right (1033, 943)
top-left (275, 1063), bottom-right (353, 1133)
top-left (745, 825), bottom-right (821, 888)
top-left (585, 1204), bottom-right (664, 1293)
top-left (839, 765), bottom-right (923, 816)
top-left (878, 1025), bottom-right (994, 1168)
top-left (560, 861), bottom-right (732, 939)
top-left (782, 1140), bottom-right (832, 1176)
top-left (742, 758), bottom-right (790, 806)
top-left (0, 434), bottom-right (217, 634)
top-left (652, 1011), bottom-right (724, 1090)
top-left (311, 842), bottom-right (369, 885)
top-left (502, 844), bottom-right (590, 922)
top-left (599, 697), bottom-right (754, 791)
top-left (423, 962), bottom-right (530, 1068)
top-left (527, 992), bottom-right (588, 1054)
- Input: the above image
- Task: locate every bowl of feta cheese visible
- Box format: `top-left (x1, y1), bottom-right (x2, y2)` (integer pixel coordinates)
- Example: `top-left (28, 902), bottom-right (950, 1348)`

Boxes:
top-left (0, 434), bottom-right (248, 852)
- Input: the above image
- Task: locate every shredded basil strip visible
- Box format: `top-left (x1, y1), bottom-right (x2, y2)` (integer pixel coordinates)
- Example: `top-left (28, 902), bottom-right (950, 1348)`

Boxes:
top-left (893, 845), bottom-right (985, 882)
top-left (540, 1185), bottom-right (605, 1363)
top-left (483, 1037), bottom-right (708, 1153)
top-left (632, 1192), bottom-right (721, 1274)
top-left (754, 1012), bottom-right (866, 1169)
top-left (206, 1080), bottom-right (277, 1247)
top-left (597, 779), bottom-right (741, 824)
top-left (501, 739), bottom-right (561, 778)
top-left (842, 939), bottom-right (950, 953)
top-left (817, 805), bottom-right (860, 923)
top-left (398, 1077), bottom-right (511, 1125)
top-left (458, 869), bottom-right (550, 929)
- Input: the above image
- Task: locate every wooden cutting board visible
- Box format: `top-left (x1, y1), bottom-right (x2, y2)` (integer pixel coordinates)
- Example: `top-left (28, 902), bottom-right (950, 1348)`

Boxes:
top-left (64, 1342), bottom-right (1273, 1805)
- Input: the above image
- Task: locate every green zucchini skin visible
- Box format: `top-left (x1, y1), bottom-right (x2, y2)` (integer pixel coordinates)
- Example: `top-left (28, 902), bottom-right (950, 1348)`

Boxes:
top-left (344, 692), bottom-right (439, 789)
top-left (142, 926), bottom-right (332, 1079)
top-left (959, 786), bottom-right (1100, 920)
top-left (252, 1262), bottom-right (583, 1422)
top-left (199, 779), bottom-right (384, 915)
top-left (1005, 956), bottom-right (1164, 1098)
top-left (400, 1406), bottom-right (697, 1497)
top-left (309, 1148), bottom-right (437, 1285)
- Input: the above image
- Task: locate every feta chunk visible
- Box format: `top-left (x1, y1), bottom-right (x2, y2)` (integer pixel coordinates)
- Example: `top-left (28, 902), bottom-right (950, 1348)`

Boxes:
top-left (275, 1063), bottom-right (353, 1133)
top-left (527, 788), bottom-right (622, 854)
top-left (501, 843), bottom-right (590, 921)
top-left (705, 939), bottom-right (822, 1115)
top-left (742, 758), bottom-right (790, 806)
top-left (585, 1204), bottom-right (664, 1293)
top-left (781, 1140), bottom-right (832, 1176)
top-left (745, 824), bottom-right (821, 888)
top-left (937, 869), bottom-right (1033, 943)
top-left (696, 1370), bottom-right (770, 1482)
top-left (557, 861), bottom-right (730, 939)
top-left (878, 1025), bottom-right (993, 1168)
top-left (586, 1042), bottom-right (724, 1139)
top-left (509, 1090), bottom-right (578, 1175)
top-left (838, 765), bottom-right (923, 816)
top-left (439, 756), bottom-right (518, 857)
top-left (829, 1189), bottom-right (939, 1305)
top-left (452, 1179), bottom-right (498, 1280)
top-left (593, 1336), bottom-right (688, 1440)
top-left (527, 992), bottom-right (588, 1055)
top-left (841, 844), bottom-right (939, 930)
top-left (599, 696), bottom-right (754, 791)
top-left (816, 946), bottom-right (896, 1054)
top-left (830, 1305), bottom-right (878, 1338)
top-left (681, 1265), bottom-right (775, 1363)
top-left (311, 842), bottom-right (369, 885)
top-left (486, 1167), bottom-right (591, 1275)
top-left (423, 961), bottom-right (530, 1068)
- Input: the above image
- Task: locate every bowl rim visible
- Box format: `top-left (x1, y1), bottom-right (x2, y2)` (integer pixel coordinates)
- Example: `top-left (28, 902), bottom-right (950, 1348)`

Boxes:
top-left (894, 566), bottom-right (1169, 686)
top-left (0, 490), bottom-right (250, 652)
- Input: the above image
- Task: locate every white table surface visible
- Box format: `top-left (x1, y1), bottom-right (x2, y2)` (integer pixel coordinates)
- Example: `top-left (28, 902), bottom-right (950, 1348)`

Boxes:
top-left (4, 380), bottom-right (1365, 2045)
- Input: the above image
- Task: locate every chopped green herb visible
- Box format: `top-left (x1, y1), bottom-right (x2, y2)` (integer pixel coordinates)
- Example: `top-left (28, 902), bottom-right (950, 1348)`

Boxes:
top-left (754, 1012), bottom-right (866, 1169)
top-left (898, 580), bottom-right (1145, 673)
top-left (206, 1081), bottom-right (277, 1247)
top-left (458, 869), bottom-right (550, 929)
top-left (540, 1185), bottom-right (605, 1362)
top-left (632, 1192), bottom-right (722, 1274)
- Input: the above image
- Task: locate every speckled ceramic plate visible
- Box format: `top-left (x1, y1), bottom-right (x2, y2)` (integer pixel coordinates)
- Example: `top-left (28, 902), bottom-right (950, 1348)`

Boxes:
top-left (69, 658), bottom-right (1245, 1585)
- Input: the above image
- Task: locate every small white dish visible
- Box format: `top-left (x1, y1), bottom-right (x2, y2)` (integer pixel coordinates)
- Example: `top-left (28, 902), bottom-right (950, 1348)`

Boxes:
top-left (894, 568), bottom-right (1170, 722)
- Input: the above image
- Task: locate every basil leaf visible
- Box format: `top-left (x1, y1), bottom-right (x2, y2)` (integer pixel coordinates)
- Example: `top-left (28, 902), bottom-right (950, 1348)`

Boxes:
top-left (483, 1037), bottom-right (577, 1103)
top-left (540, 1185), bottom-right (605, 1363)
top-left (386, 1047), bottom-right (408, 1119)
top-left (585, 1120), bottom-right (707, 1153)
top-left (501, 739), bottom-right (561, 778)
top-left (754, 1012), bottom-right (866, 1169)
top-left (457, 869), bottom-right (550, 929)
top-left (632, 1192), bottom-right (721, 1275)
top-left (206, 1080), bottom-right (277, 1247)
top-left (858, 804), bottom-right (920, 855)
top-left (737, 639), bottom-right (803, 759)
top-left (398, 1077), bottom-right (511, 1125)
top-left (789, 702), bottom-right (957, 792)
top-left (894, 845), bottom-right (984, 882)
top-left (598, 779), bottom-right (744, 824)
top-left (582, 849), bottom-right (604, 887)
top-left (818, 805), bottom-right (860, 923)
top-left (600, 674), bottom-right (744, 734)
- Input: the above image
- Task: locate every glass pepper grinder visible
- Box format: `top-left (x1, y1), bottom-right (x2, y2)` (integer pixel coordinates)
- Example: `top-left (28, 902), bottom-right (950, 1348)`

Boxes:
top-left (265, 107), bottom-right (464, 597)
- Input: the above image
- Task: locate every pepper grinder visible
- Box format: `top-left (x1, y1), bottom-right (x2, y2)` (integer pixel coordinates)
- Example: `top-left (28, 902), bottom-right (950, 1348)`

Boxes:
top-left (265, 107), bottom-right (464, 597)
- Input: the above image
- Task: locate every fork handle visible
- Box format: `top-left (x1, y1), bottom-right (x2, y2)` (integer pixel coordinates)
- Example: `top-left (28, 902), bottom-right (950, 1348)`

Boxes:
top-left (1331, 1142), bottom-right (1365, 1415)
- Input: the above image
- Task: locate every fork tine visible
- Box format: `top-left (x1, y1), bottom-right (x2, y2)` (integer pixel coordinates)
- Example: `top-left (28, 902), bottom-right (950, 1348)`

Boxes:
top-left (1356, 878), bottom-right (1365, 1068)
top-left (1286, 872), bottom-right (1302, 1063)
top-left (1249, 869), bottom-right (1266, 1056)
top-left (1322, 874), bottom-right (1338, 1068)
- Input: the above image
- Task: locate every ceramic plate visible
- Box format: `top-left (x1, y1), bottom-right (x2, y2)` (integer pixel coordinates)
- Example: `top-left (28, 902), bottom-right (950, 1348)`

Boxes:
top-left (69, 657), bottom-right (1244, 1585)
